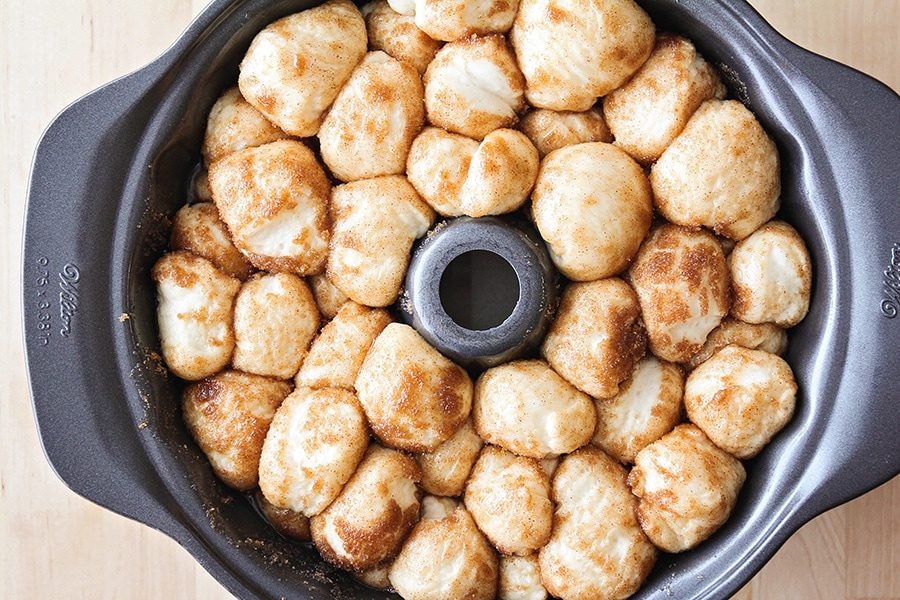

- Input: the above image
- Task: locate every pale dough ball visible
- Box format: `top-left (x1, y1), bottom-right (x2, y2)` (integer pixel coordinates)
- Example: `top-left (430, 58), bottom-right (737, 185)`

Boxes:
top-left (201, 86), bottom-right (290, 166)
top-left (151, 250), bottom-right (240, 381)
top-left (417, 418), bottom-right (483, 497)
top-left (684, 345), bottom-right (797, 459)
top-left (539, 447), bottom-right (657, 600)
top-left (308, 273), bottom-right (349, 321)
top-left (682, 316), bottom-right (788, 372)
top-left (311, 445), bottom-right (421, 572)
top-left (651, 99), bottom-right (781, 240)
top-left (414, 0), bottom-right (520, 41)
top-left (296, 301), bottom-right (392, 390)
top-left (258, 387), bottom-right (369, 516)
top-left (592, 355), bottom-right (684, 464)
top-left (407, 127), bottom-right (539, 217)
top-left (319, 51), bottom-right (425, 182)
top-left (238, 0), bottom-right (367, 137)
top-left (363, 0), bottom-right (443, 75)
top-left (208, 139), bottom-right (331, 276)
top-left (532, 142), bottom-right (653, 281)
top-left (388, 0), bottom-right (416, 15)
top-left (193, 168), bottom-right (213, 202)
top-left (499, 554), bottom-right (547, 600)
top-left (328, 176), bottom-right (436, 307)
top-left (729, 220), bottom-right (812, 327)
top-left (424, 34), bottom-right (526, 140)
top-left (604, 33), bottom-right (726, 164)
top-left (356, 323), bottom-right (474, 452)
top-left (389, 506), bottom-right (498, 600)
top-left (510, 0), bottom-right (654, 111)
top-left (170, 202), bottom-right (255, 281)
top-left (473, 359), bottom-right (596, 459)
top-left (255, 490), bottom-right (312, 542)
top-left (627, 223), bottom-right (731, 363)
top-left (464, 445), bottom-right (553, 556)
top-left (517, 107), bottom-right (612, 158)
top-left (232, 272), bottom-right (319, 380)
top-left (541, 278), bottom-right (648, 400)
top-left (354, 562), bottom-right (393, 590)
top-left (182, 370), bottom-right (292, 492)
top-left (627, 424), bottom-right (746, 553)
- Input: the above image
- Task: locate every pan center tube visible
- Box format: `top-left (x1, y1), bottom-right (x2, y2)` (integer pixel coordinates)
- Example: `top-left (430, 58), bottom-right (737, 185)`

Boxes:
top-left (400, 216), bottom-right (558, 370)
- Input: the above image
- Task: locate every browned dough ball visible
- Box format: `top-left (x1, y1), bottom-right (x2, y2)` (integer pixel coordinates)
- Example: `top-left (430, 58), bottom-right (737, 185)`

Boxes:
top-left (414, 0), bottom-right (520, 41)
top-left (510, 0), bottom-right (655, 111)
top-left (684, 345), bottom-right (797, 459)
top-left (362, 0), bottom-right (443, 75)
top-left (603, 33), bottom-right (726, 165)
top-left (464, 445), bottom-right (553, 556)
top-left (389, 505), bottom-right (499, 600)
top-left (627, 223), bottom-right (731, 363)
top-left (729, 220), bottom-right (813, 327)
top-left (539, 447), bottom-right (657, 600)
top-left (182, 370), bottom-right (292, 492)
top-left (170, 202), bottom-right (254, 281)
top-left (201, 86), bottom-right (290, 167)
top-left (238, 0), bottom-right (367, 137)
top-left (541, 278), bottom-right (648, 400)
top-left (416, 418), bottom-right (483, 497)
top-left (355, 323), bottom-right (474, 452)
top-left (255, 489), bottom-right (312, 542)
top-left (311, 445), bottom-right (422, 572)
top-left (650, 99), bottom-right (781, 240)
top-left (151, 250), bottom-right (241, 381)
top-left (592, 355), bottom-right (684, 464)
top-left (682, 316), bottom-right (788, 372)
top-left (208, 139), bottom-right (331, 276)
top-left (517, 107), bottom-right (612, 158)
top-left (531, 143), bottom-right (653, 282)
top-left (627, 424), bottom-right (746, 552)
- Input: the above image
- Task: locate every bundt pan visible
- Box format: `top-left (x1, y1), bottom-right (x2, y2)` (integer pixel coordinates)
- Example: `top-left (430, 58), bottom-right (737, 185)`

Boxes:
top-left (23, 0), bottom-right (900, 598)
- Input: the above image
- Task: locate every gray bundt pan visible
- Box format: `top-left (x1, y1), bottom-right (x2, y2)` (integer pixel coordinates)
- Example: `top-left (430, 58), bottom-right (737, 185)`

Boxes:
top-left (23, 0), bottom-right (900, 598)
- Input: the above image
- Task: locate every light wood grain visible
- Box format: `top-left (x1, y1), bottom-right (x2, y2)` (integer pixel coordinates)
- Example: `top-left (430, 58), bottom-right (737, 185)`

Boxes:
top-left (1, 1), bottom-right (897, 599)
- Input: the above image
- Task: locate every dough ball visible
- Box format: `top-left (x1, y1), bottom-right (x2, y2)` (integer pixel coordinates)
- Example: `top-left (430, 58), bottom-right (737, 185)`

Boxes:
top-left (729, 220), bottom-right (813, 327)
top-left (604, 33), bottom-right (726, 164)
top-left (389, 506), bottom-right (498, 600)
top-left (319, 51), bottom-right (425, 182)
top-left (258, 387), bottom-right (369, 516)
top-left (414, 0), bottom-right (519, 41)
top-left (232, 272), bottom-right (319, 380)
top-left (255, 490), bottom-right (312, 542)
top-left (407, 127), bottom-right (538, 217)
top-left (532, 142), bottom-right (653, 281)
top-left (592, 355), bottom-right (684, 464)
top-left (510, 0), bottom-right (654, 111)
top-left (354, 562), bottom-right (394, 590)
top-left (499, 554), bottom-right (547, 600)
top-left (473, 359), bottom-right (596, 459)
top-left (193, 168), bottom-right (213, 202)
top-left (424, 34), bottom-right (526, 140)
top-left (363, 0), bottom-right (443, 75)
top-left (388, 0), bottom-right (416, 16)
top-left (170, 202), bottom-right (254, 281)
top-left (627, 424), bottom-right (746, 552)
top-left (650, 99), bottom-right (781, 240)
top-left (682, 316), bottom-right (788, 372)
top-left (182, 370), bottom-right (292, 492)
top-left (238, 0), bottom-right (367, 137)
top-left (541, 278), bottom-right (647, 399)
top-left (684, 345), bottom-right (797, 459)
top-left (208, 139), bottom-right (331, 276)
top-left (311, 445), bottom-right (421, 572)
top-left (201, 86), bottom-right (290, 166)
top-left (151, 250), bottom-right (240, 381)
top-left (627, 223), bottom-right (731, 363)
top-left (417, 418), bottom-right (483, 497)
top-left (296, 301), bottom-right (392, 390)
top-left (328, 176), bottom-right (436, 307)
top-left (539, 447), bottom-right (657, 600)
top-left (464, 446), bottom-right (553, 556)
top-left (356, 323), bottom-right (474, 452)
top-left (308, 273), bottom-right (349, 321)
top-left (517, 107), bottom-right (612, 158)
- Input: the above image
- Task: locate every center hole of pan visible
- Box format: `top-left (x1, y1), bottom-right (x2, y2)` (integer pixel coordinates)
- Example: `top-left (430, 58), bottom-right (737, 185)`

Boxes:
top-left (439, 250), bottom-right (520, 331)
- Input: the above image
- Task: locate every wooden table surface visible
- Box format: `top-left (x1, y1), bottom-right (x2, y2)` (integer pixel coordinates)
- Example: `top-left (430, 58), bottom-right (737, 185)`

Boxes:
top-left (1, 1), bottom-right (897, 598)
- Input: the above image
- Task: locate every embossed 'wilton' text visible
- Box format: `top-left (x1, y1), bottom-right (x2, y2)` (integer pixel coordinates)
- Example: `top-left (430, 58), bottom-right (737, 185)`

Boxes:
top-left (59, 264), bottom-right (80, 337)
top-left (882, 243), bottom-right (900, 319)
